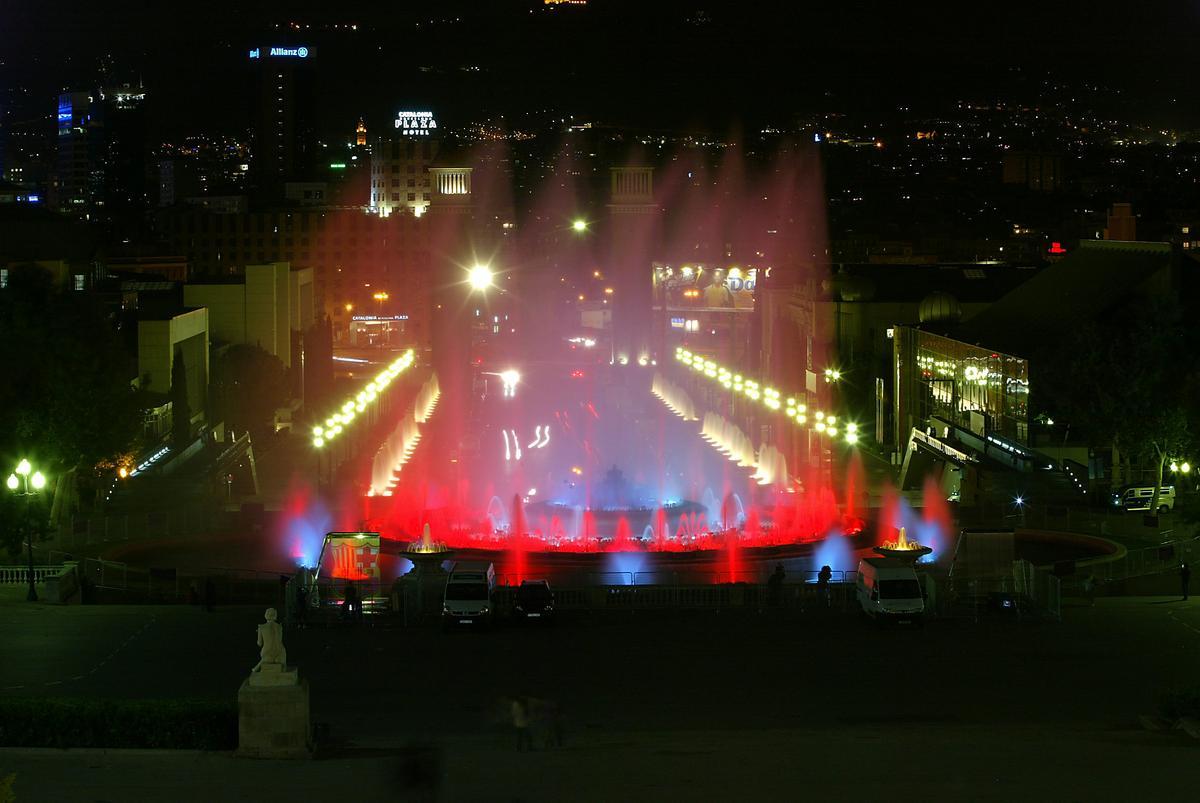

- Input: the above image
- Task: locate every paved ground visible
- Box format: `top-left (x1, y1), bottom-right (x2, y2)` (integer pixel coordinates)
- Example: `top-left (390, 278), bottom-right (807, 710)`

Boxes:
top-left (3, 598), bottom-right (1200, 799)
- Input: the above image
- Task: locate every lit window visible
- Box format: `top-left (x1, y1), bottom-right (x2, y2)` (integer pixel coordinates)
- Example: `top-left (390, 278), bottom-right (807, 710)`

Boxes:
top-left (74, 274), bottom-right (86, 291)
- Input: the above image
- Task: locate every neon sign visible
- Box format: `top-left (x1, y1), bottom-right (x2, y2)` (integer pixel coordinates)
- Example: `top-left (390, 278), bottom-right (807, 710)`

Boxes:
top-left (249, 46), bottom-right (311, 59)
top-left (394, 110), bottom-right (437, 136)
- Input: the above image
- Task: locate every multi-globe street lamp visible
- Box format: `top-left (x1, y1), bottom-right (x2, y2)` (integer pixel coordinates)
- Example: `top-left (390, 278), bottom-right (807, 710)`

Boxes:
top-left (6, 458), bottom-right (47, 602)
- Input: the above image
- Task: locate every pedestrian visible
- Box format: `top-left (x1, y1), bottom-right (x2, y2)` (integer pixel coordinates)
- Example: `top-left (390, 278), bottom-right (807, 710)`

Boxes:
top-left (511, 697), bottom-right (533, 752)
top-left (767, 564), bottom-right (785, 609)
top-left (1081, 574), bottom-right (1096, 607)
top-left (296, 584), bottom-right (309, 629)
top-left (817, 564), bottom-right (833, 607)
top-left (542, 699), bottom-right (565, 749)
top-left (342, 582), bottom-right (359, 622)
top-left (1182, 563), bottom-right (1191, 601)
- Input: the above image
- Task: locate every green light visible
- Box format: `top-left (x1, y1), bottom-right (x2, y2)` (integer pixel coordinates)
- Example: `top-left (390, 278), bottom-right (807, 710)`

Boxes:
top-left (330, 162), bottom-right (346, 169)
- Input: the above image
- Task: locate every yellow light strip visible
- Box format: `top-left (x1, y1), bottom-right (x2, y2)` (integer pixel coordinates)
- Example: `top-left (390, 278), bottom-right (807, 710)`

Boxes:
top-left (675, 347), bottom-right (857, 444)
top-left (313, 349), bottom-right (416, 448)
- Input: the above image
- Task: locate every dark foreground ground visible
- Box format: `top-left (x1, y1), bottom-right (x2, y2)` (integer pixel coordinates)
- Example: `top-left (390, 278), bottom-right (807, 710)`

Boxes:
top-left (3, 598), bottom-right (1200, 800)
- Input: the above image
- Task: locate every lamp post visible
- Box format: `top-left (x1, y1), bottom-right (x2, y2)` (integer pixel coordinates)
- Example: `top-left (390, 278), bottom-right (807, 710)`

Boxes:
top-left (373, 291), bottom-right (389, 316)
top-left (7, 459), bottom-right (46, 602)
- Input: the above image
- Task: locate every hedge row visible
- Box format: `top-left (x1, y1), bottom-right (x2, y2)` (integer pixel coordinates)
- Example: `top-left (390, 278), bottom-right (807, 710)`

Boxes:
top-left (0, 698), bottom-right (237, 750)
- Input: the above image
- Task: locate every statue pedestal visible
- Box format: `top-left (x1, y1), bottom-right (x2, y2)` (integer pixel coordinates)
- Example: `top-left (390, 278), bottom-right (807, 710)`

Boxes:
top-left (237, 666), bottom-right (311, 759)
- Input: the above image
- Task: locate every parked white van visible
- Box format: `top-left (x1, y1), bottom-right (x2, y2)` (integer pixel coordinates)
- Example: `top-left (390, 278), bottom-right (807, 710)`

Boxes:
top-left (442, 561), bottom-right (497, 628)
top-left (856, 558), bottom-right (925, 625)
top-left (1113, 485), bottom-right (1175, 513)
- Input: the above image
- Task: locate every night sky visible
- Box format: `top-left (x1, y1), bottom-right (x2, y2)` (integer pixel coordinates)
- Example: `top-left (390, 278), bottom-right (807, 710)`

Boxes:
top-left (2, 0), bottom-right (1199, 137)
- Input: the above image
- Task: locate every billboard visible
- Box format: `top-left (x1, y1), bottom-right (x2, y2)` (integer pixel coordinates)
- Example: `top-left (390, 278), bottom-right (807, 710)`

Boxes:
top-left (653, 264), bottom-right (760, 310)
top-left (319, 532), bottom-right (381, 580)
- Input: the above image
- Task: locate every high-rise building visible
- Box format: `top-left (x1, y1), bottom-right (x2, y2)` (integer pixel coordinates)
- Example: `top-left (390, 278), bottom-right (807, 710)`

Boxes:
top-left (53, 91), bottom-right (104, 217)
top-left (355, 118), bottom-right (367, 147)
top-left (248, 43), bottom-right (316, 196)
top-left (370, 110), bottom-right (441, 218)
top-left (52, 82), bottom-right (148, 222)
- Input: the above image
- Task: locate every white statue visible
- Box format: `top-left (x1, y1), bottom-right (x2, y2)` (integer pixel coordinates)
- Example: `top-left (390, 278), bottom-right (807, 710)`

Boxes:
top-left (253, 607), bottom-right (287, 672)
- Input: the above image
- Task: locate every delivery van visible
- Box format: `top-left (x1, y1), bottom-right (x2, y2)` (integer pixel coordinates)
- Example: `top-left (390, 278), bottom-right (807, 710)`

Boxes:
top-left (1112, 485), bottom-right (1175, 513)
top-left (856, 557), bottom-right (925, 625)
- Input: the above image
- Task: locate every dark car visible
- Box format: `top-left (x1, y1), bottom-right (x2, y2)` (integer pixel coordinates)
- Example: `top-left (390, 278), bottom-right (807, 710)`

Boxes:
top-left (513, 580), bottom-right (555, 622)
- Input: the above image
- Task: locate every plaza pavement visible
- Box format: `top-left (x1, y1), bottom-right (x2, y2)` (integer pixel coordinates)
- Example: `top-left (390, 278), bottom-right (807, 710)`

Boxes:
top-left (3, 597), bottom-right (1200, 799)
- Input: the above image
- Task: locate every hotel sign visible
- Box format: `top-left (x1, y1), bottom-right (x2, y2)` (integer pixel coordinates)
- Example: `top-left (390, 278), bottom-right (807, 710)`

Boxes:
top-left (394, 110), bottom-right (437, 136)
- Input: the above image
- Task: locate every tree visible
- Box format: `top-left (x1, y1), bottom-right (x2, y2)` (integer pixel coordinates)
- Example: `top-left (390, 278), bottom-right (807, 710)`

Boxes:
top-left (303, 315), bottom-right (334, 412)
top-left (210, 344), bottom-right (288, 437)
top-left (0, 264), bottom-right (140, 551)
top-left (1038, 297), bottom-right (1199, 513)
top-left (170, 349), bottom-right (192, 449)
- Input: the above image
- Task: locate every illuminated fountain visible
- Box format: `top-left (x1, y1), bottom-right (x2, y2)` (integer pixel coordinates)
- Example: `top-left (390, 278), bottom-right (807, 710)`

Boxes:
top-left (651, 372), bottom-right (698, 421)
top-left (874, 526), bottom-right (934, 563)
top-left (369, 374), bottom-right (441, 496)
top-left (398, 523), bottom-right (454, 618)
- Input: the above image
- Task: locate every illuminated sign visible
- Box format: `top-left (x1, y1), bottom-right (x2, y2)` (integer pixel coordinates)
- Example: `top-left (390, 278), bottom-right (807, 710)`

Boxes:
top-left (351, 315), bottom-right (409, 322)
top-left (394, 110), bottom-right (438, 136)
top-left (249, 46), bottom-right (311, 59)
top-left (655, 264), bottom-right (759, 310)
top-left (329, 163), bottom-right (347, 169)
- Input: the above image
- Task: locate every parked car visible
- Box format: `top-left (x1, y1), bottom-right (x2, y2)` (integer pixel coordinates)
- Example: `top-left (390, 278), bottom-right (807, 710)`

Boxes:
top-left (513, 580), bottom-right (555, 622)
top-left (442, 561), bottom-right (496, 629)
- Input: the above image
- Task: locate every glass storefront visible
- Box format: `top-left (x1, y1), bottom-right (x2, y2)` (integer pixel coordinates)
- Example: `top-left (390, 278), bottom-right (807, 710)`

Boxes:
top-left (895, 327), bottom-right (1028, 445)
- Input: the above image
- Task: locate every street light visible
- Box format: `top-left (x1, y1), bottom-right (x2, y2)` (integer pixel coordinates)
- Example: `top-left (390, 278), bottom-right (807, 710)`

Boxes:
top-left (468, 264), bottom-right (494, 291)
top-left (372, 291), bottom-right (389, 315)
top-left (824, 367), bottom-right (842, 383)
top-left (7, 459), bottom-right (45, 602)
top-left (572, 219), bottom-right (588, 233)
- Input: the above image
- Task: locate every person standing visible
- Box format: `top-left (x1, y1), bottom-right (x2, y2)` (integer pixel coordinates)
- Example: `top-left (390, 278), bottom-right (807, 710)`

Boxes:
top-left (295, 584), bottom-right (309, 629)
top-left (1182, 563), bottom-right (1191, 601)
top-left (512, 697), bottom-right (533, 752)
top-left (817, 565), bottom-right (833, 608)
top-left (767, 564), bottom-right (785, 609)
